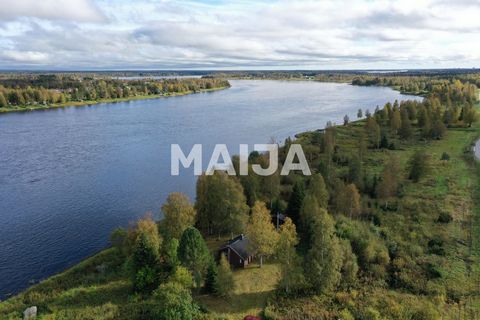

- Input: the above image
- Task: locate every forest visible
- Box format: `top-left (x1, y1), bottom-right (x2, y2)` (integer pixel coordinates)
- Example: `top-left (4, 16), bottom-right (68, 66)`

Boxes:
top-left (0, 74), bottom-right (230, 112)
top-left (0, 73), bottom-right (479, 319)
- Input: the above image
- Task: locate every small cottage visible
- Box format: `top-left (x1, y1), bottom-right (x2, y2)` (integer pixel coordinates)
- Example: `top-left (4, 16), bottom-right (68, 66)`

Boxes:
top-left (218, 234), bottom-right (254, 268)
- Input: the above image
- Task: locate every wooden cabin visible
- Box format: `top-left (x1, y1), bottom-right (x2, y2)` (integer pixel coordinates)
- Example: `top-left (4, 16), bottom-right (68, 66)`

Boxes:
top-left (218, 234), bottom-right (254, 268)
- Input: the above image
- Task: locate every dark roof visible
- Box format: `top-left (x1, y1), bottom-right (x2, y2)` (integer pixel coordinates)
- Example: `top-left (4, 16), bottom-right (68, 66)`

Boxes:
top-left (220, 234), bottom-right (252, 260)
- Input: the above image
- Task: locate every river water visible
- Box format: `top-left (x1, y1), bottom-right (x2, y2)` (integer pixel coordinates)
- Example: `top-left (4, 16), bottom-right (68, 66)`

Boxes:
top-left (0, 80), bottom-right (421, 298)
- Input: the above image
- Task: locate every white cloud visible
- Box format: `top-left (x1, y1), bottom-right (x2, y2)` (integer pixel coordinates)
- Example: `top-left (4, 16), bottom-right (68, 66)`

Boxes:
top-left (2, 50), bottom-right (49, 63)
top-left (0, 0), bottom-right (479, 69)
top-left (0, 0), bottom-right (105, 22)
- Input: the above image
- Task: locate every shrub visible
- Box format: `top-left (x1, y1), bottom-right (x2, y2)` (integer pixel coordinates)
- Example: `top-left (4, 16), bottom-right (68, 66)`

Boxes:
top-left (436, 212), bottom-right (452, 223)
top-left (440, 152), bottom-right (450, 161)
top-left (153, 282), bottom-right (200, 320)
top-left (134, 266), bottom-right (157, 293)
top-left (427, 238), bottom-right (445, 256)
top-left (110, 227), bottom-right (127, 254)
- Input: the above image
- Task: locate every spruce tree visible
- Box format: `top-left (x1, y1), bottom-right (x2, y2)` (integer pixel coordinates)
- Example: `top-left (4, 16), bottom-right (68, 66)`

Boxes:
top-left (204, 259), bottom-right (218, 294)
top-left (178, 227), bottom-right (211, 289)
top-left (286, 180), bottom-right (305, 226)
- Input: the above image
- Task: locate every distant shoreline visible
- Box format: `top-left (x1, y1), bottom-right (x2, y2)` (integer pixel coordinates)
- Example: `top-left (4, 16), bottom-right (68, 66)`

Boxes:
top-left (0, 86), bottom-right (230, 114)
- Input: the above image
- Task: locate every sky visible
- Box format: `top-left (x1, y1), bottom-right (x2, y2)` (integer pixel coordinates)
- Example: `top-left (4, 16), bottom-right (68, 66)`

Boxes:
top-left (0, 0), bottom-right (479, 70)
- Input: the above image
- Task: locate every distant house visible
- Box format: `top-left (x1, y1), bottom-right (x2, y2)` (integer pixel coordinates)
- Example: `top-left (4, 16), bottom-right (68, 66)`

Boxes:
top-left (218, 234), bottom-right (254, 268)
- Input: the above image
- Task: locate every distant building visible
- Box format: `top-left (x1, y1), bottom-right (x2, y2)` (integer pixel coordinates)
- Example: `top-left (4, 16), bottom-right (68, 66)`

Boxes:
top-left (218, 234), bottom-right (254, 268)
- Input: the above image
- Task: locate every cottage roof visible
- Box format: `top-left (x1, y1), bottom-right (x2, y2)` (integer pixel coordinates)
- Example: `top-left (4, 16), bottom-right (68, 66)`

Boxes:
top-left (220, 234), bottom-right (252, 260)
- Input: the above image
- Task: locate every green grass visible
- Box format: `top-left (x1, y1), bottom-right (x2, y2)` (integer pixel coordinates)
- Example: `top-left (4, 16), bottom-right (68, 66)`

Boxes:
top-left (196, 263), bottom-right (280, 319)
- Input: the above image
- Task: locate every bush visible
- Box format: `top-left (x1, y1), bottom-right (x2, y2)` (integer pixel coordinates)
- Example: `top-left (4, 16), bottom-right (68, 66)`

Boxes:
top-left (436, 212), bottom-right (452, 223)
top-left (339, 309), bottom-right (355, 320)
top-left (134, 266), bottom-right (158, 292)
top-left (440, 152), bottom-right (450, 161)
top-left (427, 238), bottom-right (445, 256)
top-left (153, 282), bottom-right (200, 320)
top-left (110, 227), bottom-right (127, 254)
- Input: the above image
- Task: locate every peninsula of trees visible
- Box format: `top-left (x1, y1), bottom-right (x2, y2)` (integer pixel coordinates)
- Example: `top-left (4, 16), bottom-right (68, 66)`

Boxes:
top-left (0, 75), bottom-right (230, 112)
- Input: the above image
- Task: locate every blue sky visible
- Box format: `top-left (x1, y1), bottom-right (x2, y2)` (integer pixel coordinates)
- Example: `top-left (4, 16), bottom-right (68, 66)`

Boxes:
top-left (0, 0), bottom-right (479, 70)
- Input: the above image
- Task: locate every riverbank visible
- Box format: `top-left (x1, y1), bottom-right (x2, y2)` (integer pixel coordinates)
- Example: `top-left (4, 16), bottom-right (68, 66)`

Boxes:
top-left (0, 86), bottom-right (230, 114)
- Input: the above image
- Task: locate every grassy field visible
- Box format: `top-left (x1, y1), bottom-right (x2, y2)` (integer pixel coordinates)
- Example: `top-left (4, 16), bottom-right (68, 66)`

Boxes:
top-left (196, 263), bottom-right (279, 319)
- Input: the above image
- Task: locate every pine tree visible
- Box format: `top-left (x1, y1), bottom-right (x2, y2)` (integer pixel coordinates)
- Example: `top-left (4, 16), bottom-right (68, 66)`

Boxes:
top-left (214, 254), bottom-right (235, 298)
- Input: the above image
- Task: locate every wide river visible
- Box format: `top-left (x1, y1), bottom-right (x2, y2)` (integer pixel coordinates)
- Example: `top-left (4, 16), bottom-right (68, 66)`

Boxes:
top-left (0, 80), bottom-right (421, 298)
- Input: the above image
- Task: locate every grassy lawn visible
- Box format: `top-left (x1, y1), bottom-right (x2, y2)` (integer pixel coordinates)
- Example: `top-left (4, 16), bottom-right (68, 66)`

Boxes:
top-left (196, 262), bottom-right (280, 319)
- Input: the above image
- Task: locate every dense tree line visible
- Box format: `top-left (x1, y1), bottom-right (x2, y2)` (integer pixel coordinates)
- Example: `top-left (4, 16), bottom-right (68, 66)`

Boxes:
top-left (0, 75), bottom-right (230, 109)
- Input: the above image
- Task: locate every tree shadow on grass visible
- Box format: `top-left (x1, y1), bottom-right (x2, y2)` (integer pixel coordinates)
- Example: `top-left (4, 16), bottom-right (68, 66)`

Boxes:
top-left (196, 289), bottom-right (275, 315)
